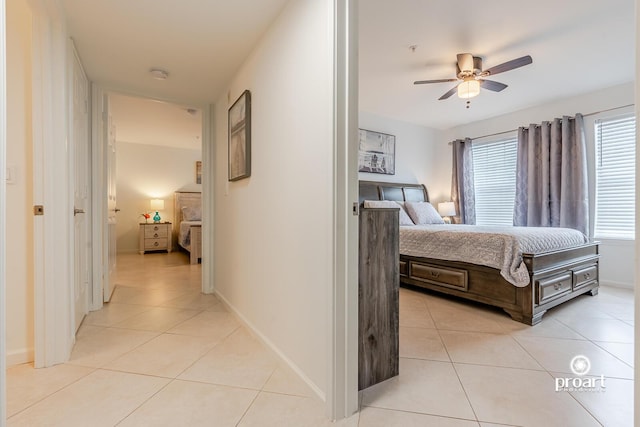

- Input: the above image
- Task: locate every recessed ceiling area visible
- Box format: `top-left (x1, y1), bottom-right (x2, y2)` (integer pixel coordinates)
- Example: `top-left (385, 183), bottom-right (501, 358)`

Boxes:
top-left (359, 0), bottom-right (635, 130)
top-left (109, 93), bottom-right (202, 149)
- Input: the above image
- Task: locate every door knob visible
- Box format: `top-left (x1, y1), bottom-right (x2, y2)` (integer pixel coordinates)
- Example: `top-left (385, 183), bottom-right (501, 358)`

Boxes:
top-left (74, 208), bottom-right (85, 216)
top-left (115, 208), bottom-right (121, 212)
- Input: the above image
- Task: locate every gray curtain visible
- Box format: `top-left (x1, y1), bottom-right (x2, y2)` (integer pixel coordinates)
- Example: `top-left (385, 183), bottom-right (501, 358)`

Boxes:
top-left (513, 114), bottom-right (589, 236)
top-left (450, 138), bottom-right (476, 224)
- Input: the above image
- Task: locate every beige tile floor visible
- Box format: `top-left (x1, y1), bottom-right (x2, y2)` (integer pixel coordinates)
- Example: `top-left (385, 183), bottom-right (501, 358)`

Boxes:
top-left (7, 252), bottom-right (634, 426)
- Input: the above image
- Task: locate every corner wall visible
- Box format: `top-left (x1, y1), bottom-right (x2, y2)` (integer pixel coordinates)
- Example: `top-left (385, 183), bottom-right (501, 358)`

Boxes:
top-left (358, 111), bottom-right (443, 199)
top-left (115, 141), bottom-right (201, 253)
top-left (7, 0), bottom-right (34, 365)
top-left (214, 0), bottom-right (333, 396)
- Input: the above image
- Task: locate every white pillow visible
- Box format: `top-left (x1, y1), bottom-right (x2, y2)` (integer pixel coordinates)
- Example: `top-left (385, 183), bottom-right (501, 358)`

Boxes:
top-left (363, 200), bottom-right (414, 225)
top-left (182, 206), bottom-right (202, 221)
top-left (404, 201), bottom-right (445, 225)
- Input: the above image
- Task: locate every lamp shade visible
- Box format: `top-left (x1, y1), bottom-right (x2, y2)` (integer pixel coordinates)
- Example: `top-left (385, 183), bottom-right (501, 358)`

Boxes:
top-left (150, 199), bottom-right (165, 211)
top-left (438, 201), bottom-right (456, 217)
top-left (457, 79), bottom-right (480, 99)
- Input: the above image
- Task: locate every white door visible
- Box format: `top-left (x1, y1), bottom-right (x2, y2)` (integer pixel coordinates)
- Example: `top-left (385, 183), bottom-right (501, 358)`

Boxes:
top-left (72, 50), bottom-right (90, 330)
top-left (105, 116), bottom-right (117, 302)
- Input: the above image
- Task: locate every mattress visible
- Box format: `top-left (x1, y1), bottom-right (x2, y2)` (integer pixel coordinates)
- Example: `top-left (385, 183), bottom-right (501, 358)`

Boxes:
top-left (399, 224), bottom-right (588, 287)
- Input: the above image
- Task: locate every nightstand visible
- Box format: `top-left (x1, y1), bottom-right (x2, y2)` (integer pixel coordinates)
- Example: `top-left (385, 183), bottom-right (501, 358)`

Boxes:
top-left (139, 222), bottom-right (172, 254)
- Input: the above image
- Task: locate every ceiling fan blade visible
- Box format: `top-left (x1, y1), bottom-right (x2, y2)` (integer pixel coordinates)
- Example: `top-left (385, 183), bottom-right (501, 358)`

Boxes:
top-left (438, 86), bottom-right (458, 100)
top-left (479, 79), bottom-right (508, 92)
top-left (414, 78), bottom-right (458, 85)
top-left (456, 53), bottom-right (474, 73)
top-left (483, 55), bottom-right (532, 76)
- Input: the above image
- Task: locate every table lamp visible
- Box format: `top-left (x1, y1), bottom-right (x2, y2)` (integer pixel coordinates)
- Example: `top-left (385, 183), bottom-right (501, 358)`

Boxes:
top-left (150, 199), bottom-right (165, 223)
top-left (438, 201), bottom-right (456, 224)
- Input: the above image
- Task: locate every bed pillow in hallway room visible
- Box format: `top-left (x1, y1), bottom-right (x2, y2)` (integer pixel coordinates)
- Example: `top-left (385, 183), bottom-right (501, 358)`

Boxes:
top-left (182, 206), bottom-right (202, 221)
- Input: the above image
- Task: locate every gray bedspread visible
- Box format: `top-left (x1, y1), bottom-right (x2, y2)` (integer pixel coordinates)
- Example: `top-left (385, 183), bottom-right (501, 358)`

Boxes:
top-left (400, 225), bottom-right (588, 287)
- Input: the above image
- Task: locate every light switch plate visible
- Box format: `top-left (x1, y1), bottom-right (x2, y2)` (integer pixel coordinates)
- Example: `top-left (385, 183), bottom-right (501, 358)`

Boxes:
top-left (6, 166), bottom-right (15, 184)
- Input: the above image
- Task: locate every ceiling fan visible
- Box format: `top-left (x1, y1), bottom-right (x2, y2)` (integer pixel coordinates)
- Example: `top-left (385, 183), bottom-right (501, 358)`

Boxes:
top-left (414, 53), bottom-right (533, 101)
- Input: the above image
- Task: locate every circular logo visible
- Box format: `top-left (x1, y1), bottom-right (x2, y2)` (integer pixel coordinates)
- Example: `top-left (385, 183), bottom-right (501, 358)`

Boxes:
top-left (570, 355), bottom-right (591, 376)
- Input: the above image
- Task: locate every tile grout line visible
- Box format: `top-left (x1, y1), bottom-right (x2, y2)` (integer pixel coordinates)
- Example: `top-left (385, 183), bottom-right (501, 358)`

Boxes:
top-left (6, 365), bottom-right (99, 421)
top-left (431, 317), bottom-right (481, 423)
top-left (407, 286), bottom-right (628, 426)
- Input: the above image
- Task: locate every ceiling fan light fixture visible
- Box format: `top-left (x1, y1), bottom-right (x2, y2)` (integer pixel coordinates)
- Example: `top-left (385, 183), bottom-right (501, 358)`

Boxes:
top-left (457, 79), bottom-right (480, 99)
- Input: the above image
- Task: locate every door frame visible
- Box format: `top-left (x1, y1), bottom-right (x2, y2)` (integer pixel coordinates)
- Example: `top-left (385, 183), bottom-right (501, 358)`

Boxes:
top-left (31, 0), bottom-right (75, 368)
top-left (90, 84), bottom-right (108, 310)
top-left (69, 39), bottom-right (91, 328)
top-left (1, 0), bottom-right (7, 420)
top-left (90, 87), bottom-right (213, 306)
top-left (201, 104), bottom-right (215, 294)
top-left (327, 0), bottom-right (359, 420)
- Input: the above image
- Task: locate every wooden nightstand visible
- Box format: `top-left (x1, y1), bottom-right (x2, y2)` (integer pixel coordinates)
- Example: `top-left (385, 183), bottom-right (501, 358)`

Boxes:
top-left (139, 222), bottom-right (172, 254)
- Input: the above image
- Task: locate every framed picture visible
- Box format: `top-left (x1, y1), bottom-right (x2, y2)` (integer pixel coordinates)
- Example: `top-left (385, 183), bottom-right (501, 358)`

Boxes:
top-left (195, 161), bottom-right (202, 184)
top-left (358, 129), bottom-right (395, 175)
top-left (228, 90), bottom-right (251, 181)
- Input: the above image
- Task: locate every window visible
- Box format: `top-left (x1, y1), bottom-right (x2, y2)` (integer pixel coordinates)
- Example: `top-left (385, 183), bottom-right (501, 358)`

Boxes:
top-left (594, 115), bottom-right (636, 239)
top-left (471, 135), bottom-right (518, 226)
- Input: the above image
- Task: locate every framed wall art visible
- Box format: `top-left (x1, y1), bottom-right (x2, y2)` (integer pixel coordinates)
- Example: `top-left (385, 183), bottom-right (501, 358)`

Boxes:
top-left (195, 161), bottom-right (202, 184)
top-left (358, 128), bottom-right (395, 175)
top-left (228, 90), bottom-right (251, 181)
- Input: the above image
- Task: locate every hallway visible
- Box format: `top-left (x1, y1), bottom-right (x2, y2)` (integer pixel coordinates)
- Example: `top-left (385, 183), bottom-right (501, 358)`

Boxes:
top-left (7, 252), bottom-right (341, 426)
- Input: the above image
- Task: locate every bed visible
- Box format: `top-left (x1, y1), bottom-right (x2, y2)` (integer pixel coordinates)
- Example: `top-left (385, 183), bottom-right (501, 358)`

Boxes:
top-left (360, 180), bottom-right (599, 325)
top-left (174, 191), bottom-right (202, 264)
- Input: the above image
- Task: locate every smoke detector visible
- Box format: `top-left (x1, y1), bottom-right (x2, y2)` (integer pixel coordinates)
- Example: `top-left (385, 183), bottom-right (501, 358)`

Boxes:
top-left (150, 68), bottom-right (169, 80)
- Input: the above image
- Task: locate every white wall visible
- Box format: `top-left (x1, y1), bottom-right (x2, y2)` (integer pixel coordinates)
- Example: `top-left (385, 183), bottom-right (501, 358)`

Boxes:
top-left (214, 0), bottom-right (332, 397)
top-left (6, 0), bottom-right (34, 365)
top-left (435, 82), bottom-right (635, 288)
top-left (115, 141), bottom-right (201, 253)
top-left (358, 111), bottom-right (444, 199)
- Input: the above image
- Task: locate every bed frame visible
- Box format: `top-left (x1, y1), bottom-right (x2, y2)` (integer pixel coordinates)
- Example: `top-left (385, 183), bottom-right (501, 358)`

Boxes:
top-left (360, 180), bottom-right (600, 325)
top-left (174, 191), bottom-right (202, 265)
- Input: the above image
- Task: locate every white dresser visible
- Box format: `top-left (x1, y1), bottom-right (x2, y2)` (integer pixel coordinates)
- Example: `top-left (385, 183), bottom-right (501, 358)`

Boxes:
top-left (139, 222), bottom-right (172, 254)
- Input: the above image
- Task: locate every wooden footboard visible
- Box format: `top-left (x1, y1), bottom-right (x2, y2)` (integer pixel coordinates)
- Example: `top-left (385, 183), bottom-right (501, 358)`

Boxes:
top-left (400, 243), bottom-right (599, 325)
top-left (174, 191), bottom-right (203, 265)
top-left (190, 225), bottom-right (202, 265)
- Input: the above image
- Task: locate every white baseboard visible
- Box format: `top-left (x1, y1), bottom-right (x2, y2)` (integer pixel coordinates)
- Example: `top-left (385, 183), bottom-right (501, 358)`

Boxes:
top-left (214, 291), bottom-right (325, 402)
top-left (7, 347), bottom-right (34, 367)
top-left (599, 280), bottom-right (634, 290)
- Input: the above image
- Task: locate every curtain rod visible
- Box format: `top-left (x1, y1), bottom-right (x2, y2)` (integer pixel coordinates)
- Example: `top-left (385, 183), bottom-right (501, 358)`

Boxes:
top-left (449, 104), bottom-right (635, 144)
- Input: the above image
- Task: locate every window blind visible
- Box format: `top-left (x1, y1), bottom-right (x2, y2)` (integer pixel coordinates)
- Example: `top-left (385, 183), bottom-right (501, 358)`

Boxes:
top-left (594, 115), bottom-right (636, 239)
top-left (471, 135), bottom-right (518, 226)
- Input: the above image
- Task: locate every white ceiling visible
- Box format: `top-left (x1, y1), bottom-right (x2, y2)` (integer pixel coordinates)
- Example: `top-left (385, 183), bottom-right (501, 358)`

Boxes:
top-left (62, 0), bottom-right (289, 106)
top-left (63, 0), bottom-right (635, 141)
top-left (62, 0), bottom-right (289, 149)
top-left (109, 93), bottom-right (202, 149)
top-left (359, 0), bottom-right (636, 130)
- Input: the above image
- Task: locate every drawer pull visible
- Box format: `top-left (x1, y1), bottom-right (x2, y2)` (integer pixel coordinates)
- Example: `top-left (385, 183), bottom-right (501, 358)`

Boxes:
top-left (430, 271), bottom-right (440, 278)
top-left (584, 273), bottom-right (590, 280)
top-left (154, 242), bottom-right (159, 247)
top-left (154, 226), bottom-right (159, 231)
top-left (553, 283), bottom-right (562, 291)
top-left (154, 233), bottom-right (159, 238)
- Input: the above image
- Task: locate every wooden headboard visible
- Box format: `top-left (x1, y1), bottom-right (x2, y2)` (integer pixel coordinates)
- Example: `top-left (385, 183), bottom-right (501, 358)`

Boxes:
top-left (174, 191), bottom-right (202, 224)
top-left (359, 180), bottom-right (429, 204)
